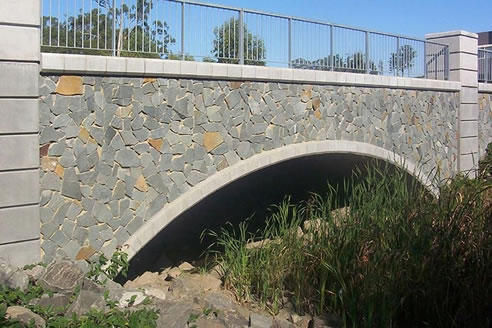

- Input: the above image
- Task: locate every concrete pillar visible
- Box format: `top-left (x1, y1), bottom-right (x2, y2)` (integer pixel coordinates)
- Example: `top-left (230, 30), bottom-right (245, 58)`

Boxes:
top-left (0, 0), bottom-right (41, 266)
top-left (426, 31), bottom-right (479, 175)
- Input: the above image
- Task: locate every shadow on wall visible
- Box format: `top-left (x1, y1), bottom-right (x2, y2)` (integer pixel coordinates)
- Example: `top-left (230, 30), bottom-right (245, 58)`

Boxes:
top-left (124, 153), bottom-right (416, 279)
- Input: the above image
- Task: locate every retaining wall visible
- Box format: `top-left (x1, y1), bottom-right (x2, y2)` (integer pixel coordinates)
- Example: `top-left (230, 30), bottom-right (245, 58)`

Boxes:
top-left (38, 66), bottom-right (459, 261)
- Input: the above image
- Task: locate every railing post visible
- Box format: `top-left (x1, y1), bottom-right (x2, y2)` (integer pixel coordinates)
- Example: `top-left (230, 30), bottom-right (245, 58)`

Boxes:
top-left (396, 36), bottom-right (400, 76)
top-left (288, 17), bottom-right (292, 68)
top-left (112, 0), bottom-right (116, 56)
top-left (330, 24), bottom-right (334, 71)
top-left (424, 41), bottom-right (428, 79)
top-left (181, 1), bottom-right (185, 60)
top-left (239, 9), bottom-right (244, 65)
top-left (365, 31), bottom-right (370, 74)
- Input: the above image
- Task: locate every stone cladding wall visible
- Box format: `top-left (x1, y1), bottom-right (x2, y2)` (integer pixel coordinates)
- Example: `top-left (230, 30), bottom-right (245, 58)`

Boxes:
top-left (38, 75), bottom-right (459, 262)
top-left (478, 92), bottom-right (492, 159)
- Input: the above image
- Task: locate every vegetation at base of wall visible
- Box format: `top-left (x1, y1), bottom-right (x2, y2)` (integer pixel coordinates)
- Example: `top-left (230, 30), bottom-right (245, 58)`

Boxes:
top-left (206, 145), bottom-right (492, 328)
top-left (0, 251), bottom-right (159, 328)
top-left (87, 247), bottom-right (130, 283)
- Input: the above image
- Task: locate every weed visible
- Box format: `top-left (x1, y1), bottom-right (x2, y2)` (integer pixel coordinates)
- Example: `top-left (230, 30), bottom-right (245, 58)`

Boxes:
top-left (87, 247), bottom-right (129, 283)
top-left (206, 157), bottom-right (491, 327)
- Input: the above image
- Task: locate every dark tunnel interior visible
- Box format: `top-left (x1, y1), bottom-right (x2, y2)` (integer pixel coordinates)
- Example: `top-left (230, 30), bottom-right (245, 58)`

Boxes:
top-left (123, 153), bottom-right (406, 280)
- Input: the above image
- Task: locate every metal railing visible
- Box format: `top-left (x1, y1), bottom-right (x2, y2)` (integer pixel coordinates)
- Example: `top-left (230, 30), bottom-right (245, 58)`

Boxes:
top-left (40, 0), bottom-right (449, 80)
top-left (478, 48), bottom-right (492, 83)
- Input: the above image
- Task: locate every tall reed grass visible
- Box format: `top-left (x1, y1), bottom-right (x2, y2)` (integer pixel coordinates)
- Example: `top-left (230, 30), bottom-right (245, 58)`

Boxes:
top-left (205, 151), bottom-right (492, 327)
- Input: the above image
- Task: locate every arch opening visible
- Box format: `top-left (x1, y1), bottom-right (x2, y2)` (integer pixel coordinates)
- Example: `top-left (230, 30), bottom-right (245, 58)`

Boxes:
top-left (124, 142), bottom-right (427, 279)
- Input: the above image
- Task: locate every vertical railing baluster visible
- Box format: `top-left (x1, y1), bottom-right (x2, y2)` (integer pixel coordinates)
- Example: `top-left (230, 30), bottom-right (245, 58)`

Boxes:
top-left (424, 41), bottom-right (427, 79)
top-left (435, 53), bottom-right (438, 80)
top-left (239, 9), bottom-right (244, 65)
top-left (445, 46), bottom-right (449, 80)
top-left (330, 24), bottom-right (334, 71)
top-left (82, 0), bottom-right (84, 46)
top-left (112, 0), bottom-right (116, 55)
top-left (365, 31), bottom-right (370, 74)
top-left (181, 1), bottom-right (185, 59)
top-left (58, 0), bottom-right (60, 46)
top-left (288, 17), bottom-right (292, 68)
top-left (49, 0), bottom-right (52, 46)
top-left (396, 36), bottom-right (401, 76)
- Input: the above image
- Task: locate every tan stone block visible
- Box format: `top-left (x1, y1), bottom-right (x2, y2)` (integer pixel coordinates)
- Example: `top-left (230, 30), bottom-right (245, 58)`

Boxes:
top-left (217, 159), bottom-right (228, 171)
top-left (314, 109), bottom-right (321, 119)
top-left (229, 81), bottom-right (242, 89)
top-left (203, 132), bottom-right (223, 152)
top-left (301, 88), bottom-right (312, 102)
top-left (116, 104), bottom-right (133, 118)
top-left (75, 245), bottom-right (97, 261)
top-left (148, 138), bottom-right (163, 151)
top-left (56, 76), bottom-right (83, 95)
top-left (41, 156), bottom-right (58, 172)
top-left (143, 77), bottom-right (157, 84)
top-left (54, 164), bottom-right (64, 178)
top-left (312, 97), bottom-right (320, 110)
top-left (135, 175), bottom-right (148, 192)
top-left (79, 127), bottom-right (89, 143)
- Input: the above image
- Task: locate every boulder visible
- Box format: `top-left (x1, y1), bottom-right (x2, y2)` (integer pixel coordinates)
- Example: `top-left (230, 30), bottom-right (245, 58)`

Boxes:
top-left (142, 287), bottom-right (167, 300)
top-left (117, 290), bottom-right (146, 308)
top-left (203, 291), bottom-right (237, 311)
top-left (24, 265), bottom-right (46, 282)
top-left (0, 263), bottom-right (29, 291)
top-left (6, 306), bottom-right (46, 328)
top-left (39, 260), bottom-right (84, 294)
top-left (311, 314), bottom-right (342, 328)
top-left (173, 273), bottom-right (222, 295)
top-left (290, 314), bottom-right (311, 328)
top-left (178, 261), bottom-right (195, 272)
top-left (68, 289), bottom-right (107, 315)
top-left (249, 312), bottom-right (273, 328)
top-left (165, 267), bottom-right (182, 279)
top-left (273, 318), bottom-right (296, 328)
top-left (30, 293), bottom-right (70, 314)
top-left (124, 271), bottom-right (170, 290)
top-left (154, 301), bottom-right (194, 328)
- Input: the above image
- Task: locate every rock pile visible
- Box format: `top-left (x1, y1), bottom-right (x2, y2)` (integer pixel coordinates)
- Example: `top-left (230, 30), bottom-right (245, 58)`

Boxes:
top-left (1, 258), bottom-right (341, 327)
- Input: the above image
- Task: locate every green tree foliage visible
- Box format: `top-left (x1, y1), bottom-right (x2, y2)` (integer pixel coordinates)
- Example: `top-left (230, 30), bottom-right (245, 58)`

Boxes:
top-left (292, 52), bottom-right (379, 74)
top-left (41, 0), bottom-right (176, 58)
top-left (210, 17), bottom-right (266, 66)
top-left (389, 44), bottom-right (417, 76)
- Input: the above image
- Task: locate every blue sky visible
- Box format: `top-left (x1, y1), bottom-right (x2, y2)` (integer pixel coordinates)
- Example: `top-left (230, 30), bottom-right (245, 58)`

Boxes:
top-left (192, 0), bottom-right (491, 39)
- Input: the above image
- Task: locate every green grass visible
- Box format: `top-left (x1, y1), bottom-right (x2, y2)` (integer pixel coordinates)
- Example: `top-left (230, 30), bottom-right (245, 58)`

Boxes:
top-left (205, 153), bottom-right (492, 327)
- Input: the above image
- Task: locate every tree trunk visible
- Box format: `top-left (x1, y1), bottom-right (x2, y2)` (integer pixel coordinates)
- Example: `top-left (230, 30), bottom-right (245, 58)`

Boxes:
top-left (117, 0), bottom-right (125, 57)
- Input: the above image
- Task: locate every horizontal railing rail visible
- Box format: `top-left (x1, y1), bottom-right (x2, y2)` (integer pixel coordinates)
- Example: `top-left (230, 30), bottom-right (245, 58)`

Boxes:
top-left (40, 0), bottom-right (449, 80)
top-left (478, 49), bottom-right (492, 83)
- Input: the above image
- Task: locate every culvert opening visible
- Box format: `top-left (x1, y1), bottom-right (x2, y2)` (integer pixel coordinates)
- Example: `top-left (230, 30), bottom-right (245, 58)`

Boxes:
top-left (123, 153), bottom-right (412, 281)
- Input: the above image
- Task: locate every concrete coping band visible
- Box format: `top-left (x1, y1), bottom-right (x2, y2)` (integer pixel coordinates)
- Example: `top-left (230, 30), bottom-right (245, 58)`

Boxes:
top-left (41, 53), bottom-right (461, 92)
top-left (122, 140), bottom-right (435, 262)
top-left (478, 83), bottom-right (492, 93)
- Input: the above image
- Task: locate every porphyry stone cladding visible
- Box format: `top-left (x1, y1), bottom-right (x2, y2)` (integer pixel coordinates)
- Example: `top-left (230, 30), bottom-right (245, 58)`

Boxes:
top-left (38, 75), bottom-right (459, 262)
top-left (478, 93), bottom-right (492, 159)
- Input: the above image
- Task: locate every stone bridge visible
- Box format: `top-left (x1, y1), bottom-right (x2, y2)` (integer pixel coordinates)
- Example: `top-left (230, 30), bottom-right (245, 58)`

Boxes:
top-left (0, 1), bottom-right (491, 266)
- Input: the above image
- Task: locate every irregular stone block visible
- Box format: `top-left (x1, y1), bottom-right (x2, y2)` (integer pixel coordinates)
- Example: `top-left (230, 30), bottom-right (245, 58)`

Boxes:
top-left (56, 76), bottom-right (83, 96)
top-left (39, 260), bottom-right (84, 294)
